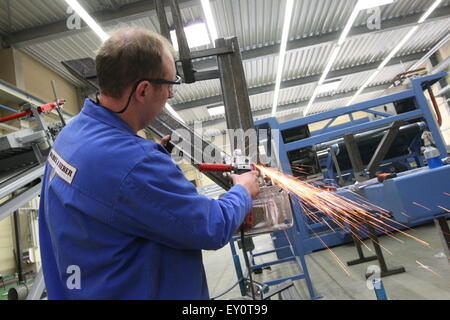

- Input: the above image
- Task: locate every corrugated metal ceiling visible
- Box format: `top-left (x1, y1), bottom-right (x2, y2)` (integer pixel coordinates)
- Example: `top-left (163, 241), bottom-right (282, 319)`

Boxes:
top-left (2, 0), bottom-right (449, 124)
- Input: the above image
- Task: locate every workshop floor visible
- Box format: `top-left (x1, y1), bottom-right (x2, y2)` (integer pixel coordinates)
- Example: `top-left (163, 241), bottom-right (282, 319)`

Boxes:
top-left (203, 221), bottom-right (450, 300)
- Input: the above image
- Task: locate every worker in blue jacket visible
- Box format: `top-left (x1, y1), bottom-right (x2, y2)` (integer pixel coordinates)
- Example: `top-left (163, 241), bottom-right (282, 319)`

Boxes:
top-left (38, 27), bottom-right (260, 300)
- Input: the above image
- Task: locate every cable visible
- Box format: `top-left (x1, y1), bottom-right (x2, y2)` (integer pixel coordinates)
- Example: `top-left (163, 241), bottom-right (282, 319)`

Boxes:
top-left (210, 274), bottom-right (246, 300)
top-left (0, 104), bottom-right (19, 113)
top-left (240, 228), bottom-right (256, 300)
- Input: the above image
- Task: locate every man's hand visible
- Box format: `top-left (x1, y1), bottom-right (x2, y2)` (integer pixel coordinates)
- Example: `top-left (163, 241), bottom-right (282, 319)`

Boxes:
top-left (160, 135), bottom-right (174, 153)
top-left (231, 171), bottom-right (260, 198)
top-left (160, 135), bottom-right (171, 147)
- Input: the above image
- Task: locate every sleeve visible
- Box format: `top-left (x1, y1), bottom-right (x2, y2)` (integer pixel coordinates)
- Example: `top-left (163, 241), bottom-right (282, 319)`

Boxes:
top-left (111, 151), bottom-right (253, 250)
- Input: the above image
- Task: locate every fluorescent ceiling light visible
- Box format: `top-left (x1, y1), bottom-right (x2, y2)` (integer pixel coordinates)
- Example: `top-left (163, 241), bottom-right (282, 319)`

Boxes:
top-left (65, 0), bottom-right (109, 42)
top-left (271, 0), bottom-right (295, 117)
top-left (316, 79), bottom-right (342, 94)
top-left (377, 26), bottom-right (418, 70)
top-left (418, 0), bottom-right (442, 23)
top-left (346, 70), bottom-right (380, 106)
top-left (409, 32), bottom-right (450, 71)
top-left (170, 23), bottom-right (211, 51)
top-left (200, 0), bottom-right (219, 43)
top-left (165, 103), bottom-right (185, 123)
top-left (337, 4), bottom-right (362, 46)
top-left (303, 88), bottom-right (320, 116)
top-left (318, 46), bottom-right (341, 85)
top-left (346, 0), bottom-right (441, 106)
top-left (357, 0), bottom-right (394, 10)
top-left (207, 105), bottom-right (225, 116)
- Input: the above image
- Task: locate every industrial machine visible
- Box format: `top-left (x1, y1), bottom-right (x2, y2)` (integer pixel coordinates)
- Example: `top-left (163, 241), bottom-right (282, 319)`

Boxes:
top-left (254, 72), bottom-right (450, 266)
top-left (0, 78), bottom-right (69, 300)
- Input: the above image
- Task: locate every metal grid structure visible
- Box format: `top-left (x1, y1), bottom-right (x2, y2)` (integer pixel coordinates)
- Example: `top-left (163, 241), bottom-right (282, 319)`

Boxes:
top-left (1, 0), bottom-right (449, 129)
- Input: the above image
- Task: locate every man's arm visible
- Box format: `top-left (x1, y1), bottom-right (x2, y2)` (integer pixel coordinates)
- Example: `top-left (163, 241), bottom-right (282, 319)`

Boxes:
top-left (111, 151), bottom-right (255, 250)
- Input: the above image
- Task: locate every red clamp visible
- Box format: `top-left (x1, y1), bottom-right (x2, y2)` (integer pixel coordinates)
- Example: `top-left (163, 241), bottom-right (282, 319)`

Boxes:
top-left (377, 173), bottom-right (397, 183)
top-left (0, 99), bottom-right (66, 124)
top-left (199, 163), bottom-right (234, 172)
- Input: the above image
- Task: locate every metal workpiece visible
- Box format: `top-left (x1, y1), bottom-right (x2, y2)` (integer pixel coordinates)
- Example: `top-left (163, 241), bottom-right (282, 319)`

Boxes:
top-left (366, 120), bottom-right (403, 178)
top-left (343, 134), bottom-right (366, 182)
top-left (240, 185), bottom-right (294, 236)
top-left (150, 110), bottom-right (231, 190)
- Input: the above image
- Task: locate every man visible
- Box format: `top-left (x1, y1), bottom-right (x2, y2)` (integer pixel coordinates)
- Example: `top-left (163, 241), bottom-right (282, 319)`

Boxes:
top-left (38, 28), bottom-right (260, 300)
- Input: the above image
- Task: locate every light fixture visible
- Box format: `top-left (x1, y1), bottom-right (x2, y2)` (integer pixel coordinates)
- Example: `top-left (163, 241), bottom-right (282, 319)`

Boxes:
top-left (303, 88), bottom-right (320, 116)
top-left (337, 5), bottom-right (362, 46)
top-left (271, 0), bottom-right (295, 117)
top-left (377, 26), bottom-right (419, 70)
top-left (346, 0), bottom-right (441, 106)
top-left (346, 70), bottom-right (380, 106)
top-left (64, 0), bottom-right (109, 42)
top-left (170, 23), bottom-right (211, 51)
top-left (200, 0), bottom-right (219, 44)
top-left (318, 46), bottom-right (341, 85)
top-left (207, 105), bottom-right (225, 116)
top-left (409, 32), bottom-right (450, 71)
top-left (316, 79), bottom-right (342, 94)
top-left (418, 0), bottom-right (442, 23)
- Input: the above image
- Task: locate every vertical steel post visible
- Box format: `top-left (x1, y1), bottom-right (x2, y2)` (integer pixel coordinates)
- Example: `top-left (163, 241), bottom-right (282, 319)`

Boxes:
top-left (13, 210), bottom-right (24, 283)
top-left (343, 134), bottom-right (366, 182)
top-left (155, 0), bottom-right (171, 42)
top-left (216, 37), bottom-right (255, 162)
top-left (168, 0), bottom-right (195, 83)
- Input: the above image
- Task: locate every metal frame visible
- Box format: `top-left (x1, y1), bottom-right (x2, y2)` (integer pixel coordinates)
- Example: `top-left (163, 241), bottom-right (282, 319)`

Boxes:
top-left (255, 72), bottom-right (449, 253)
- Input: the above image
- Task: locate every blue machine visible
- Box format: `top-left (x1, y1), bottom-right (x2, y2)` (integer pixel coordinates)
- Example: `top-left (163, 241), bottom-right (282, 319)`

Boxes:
top-left (254, 72), bottom-right (449, 256)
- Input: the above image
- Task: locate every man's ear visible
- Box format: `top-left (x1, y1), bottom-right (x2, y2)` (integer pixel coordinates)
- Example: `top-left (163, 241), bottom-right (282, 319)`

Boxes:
top-left (135, 81), bottom-right (149, 101)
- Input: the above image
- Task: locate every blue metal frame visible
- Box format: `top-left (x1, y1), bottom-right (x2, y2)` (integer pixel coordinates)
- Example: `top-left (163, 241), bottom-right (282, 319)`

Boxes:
top-left (229, 229), bottom-right (322, 299)
top-left (254, 72), bottom-right (448, 254)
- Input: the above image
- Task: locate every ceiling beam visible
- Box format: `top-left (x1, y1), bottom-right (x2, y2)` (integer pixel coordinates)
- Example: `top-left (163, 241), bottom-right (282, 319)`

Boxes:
top-left (4, 0), bottom-right (199, 48)
top-left (191, 6), bottom-right (450, 71)
top-left (197, 83), bottom-right (389, 128)
top-left (174, 51), bottom-right (423, 111)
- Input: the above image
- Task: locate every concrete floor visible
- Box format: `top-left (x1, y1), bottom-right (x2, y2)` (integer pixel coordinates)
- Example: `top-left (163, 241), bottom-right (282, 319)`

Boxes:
top-left (203, 222), bottom-right (450, 300)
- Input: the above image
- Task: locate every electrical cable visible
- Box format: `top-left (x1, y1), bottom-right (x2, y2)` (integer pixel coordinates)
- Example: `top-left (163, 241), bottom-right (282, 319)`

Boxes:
top-left (0, 104), bottom-right (19, 113)
top-left (210, 273), bottom-right (247, 300)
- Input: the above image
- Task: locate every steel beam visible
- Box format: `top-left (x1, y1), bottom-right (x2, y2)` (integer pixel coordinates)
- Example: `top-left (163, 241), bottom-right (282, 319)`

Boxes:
top-left (0, 165), bottom-right (45, 200)
top-left (366, 120), bottom-right (403, 178)
top-left (173, 52), bottom-right (423, 111)
top-left (198, 83), bottom-right (390, 128)
top-left (0, 182), bottom-right (42, 221)
top-left (343, 134), bottom-right (366, 182)
top-left (26, 268), bottom-right (45, 300)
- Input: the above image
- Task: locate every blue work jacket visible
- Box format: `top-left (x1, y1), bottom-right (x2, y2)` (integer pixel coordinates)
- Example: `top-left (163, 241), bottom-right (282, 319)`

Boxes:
top-left (38, 99), bottom-right (252, 300)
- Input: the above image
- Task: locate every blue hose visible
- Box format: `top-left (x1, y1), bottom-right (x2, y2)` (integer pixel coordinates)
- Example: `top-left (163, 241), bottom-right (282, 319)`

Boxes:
top-left (0, 104), bottom-right (18, 113)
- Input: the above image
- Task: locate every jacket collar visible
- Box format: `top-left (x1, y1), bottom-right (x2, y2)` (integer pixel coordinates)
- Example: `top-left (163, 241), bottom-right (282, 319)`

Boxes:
top-left (81, 98), bottom-right (136, 135)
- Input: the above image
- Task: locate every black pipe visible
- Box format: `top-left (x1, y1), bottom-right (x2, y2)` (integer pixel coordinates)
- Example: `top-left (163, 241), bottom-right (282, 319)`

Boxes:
top-left (13, 210), bottom-right (24, 283)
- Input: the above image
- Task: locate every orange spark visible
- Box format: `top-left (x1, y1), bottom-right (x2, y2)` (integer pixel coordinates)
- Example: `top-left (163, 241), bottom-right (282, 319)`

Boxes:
top-left (437, 206), bottom-right (450, 213)
top-left (415, 260), bottom-right (442, 277)
top-left (256, 165), bottom-right (431, 249)
top-left (412, 202), bottom-right (432, 211)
